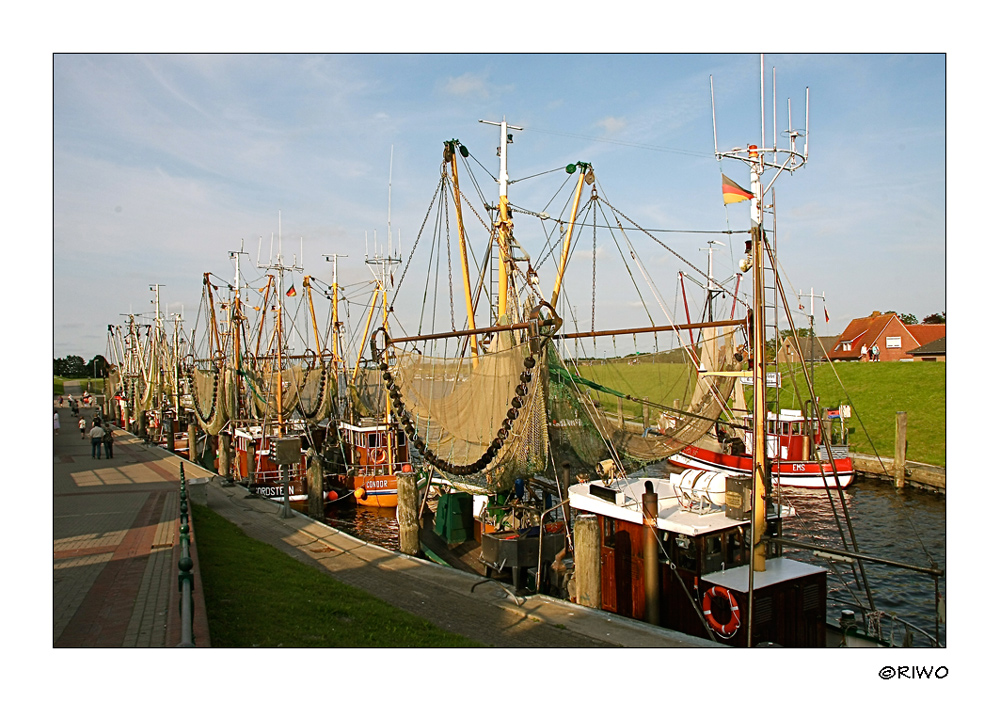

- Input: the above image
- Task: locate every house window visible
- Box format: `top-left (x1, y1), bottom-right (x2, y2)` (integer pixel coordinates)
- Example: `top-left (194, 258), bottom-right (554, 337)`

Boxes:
top-left (886, 336), bottom-right (901, 349)
top-left (842, 342), bottom-right (851, 351)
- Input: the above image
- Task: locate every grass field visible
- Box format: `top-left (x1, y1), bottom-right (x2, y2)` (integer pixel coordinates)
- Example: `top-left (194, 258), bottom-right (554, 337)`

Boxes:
top-left (191, 503), bottom-right (481, 647)
top-left (53, 377), bottom-right (105, 395)
top-left (574, 359), bottom-right (946, 466)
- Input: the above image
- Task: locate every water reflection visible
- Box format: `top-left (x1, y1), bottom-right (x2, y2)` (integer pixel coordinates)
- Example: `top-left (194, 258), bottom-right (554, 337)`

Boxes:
top-left (779, 481), bottom-right (946, 646)
top-left (324, 502), bottom-right (400, 552)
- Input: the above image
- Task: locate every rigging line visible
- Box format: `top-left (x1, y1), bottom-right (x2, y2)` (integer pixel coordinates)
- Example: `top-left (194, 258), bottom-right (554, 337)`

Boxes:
top-left (518, 125), bottom-right (714, 159)
top-left (766, 235), bottom-right (875, 610)
top-left (389, 175), bottom-right (445, 311)
top-left (459, 149), bottom-right (492, 207)
top-left (600, 196), bottom-right (711, 281)
top-left (508, 165), bottom-right (571, 185)
top-left (600, 202), bottom-right (657, 327)
top-left (812, 348), bottom-right (938, 568)
top-left (508, 205), bottom-right (746, 236)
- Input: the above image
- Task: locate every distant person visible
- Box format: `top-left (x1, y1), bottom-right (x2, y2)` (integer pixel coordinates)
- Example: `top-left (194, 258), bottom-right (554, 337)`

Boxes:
top-left (90, 423), bottom-right (106, 459)
top-left (54, 412), bottom-right (61, 435)
top-left (103, 427), bottom-right (114, 459)
top-left (79, 416), bottom-right (86, 439)
top-left (59, 395), bottom-right (64, 407)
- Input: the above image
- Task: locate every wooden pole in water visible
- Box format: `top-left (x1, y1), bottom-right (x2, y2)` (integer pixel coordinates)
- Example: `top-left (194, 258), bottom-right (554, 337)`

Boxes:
top-left (397, 471), bottom-right (419, 555)
top-left (894, 411), bottom-right (907, 489)
top-left (574, 514), bottom-right (601, 609)
top-left (642, 482), bottom-right (661, 625)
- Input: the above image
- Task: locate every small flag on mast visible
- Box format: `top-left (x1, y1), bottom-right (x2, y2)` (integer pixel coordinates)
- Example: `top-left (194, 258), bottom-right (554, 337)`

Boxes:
top-left (286, 285), bottom-right (296, 297)
top-left (824, 306), bottom-right (830, 324)
top-left (722, 174), bottom-right (754, 205)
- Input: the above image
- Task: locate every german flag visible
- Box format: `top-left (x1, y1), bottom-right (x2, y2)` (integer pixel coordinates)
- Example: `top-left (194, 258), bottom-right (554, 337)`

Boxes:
top-left (286, 285), bottom-right (296, 297)
top-left (722, 174), bottom-right (754, 204)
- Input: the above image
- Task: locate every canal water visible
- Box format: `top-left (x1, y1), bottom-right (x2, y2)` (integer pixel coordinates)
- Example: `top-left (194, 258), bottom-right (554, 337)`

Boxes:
top-left (777, 479), bottom-right (946, 646)
top-left (323, 475), bottom-right (946, 646)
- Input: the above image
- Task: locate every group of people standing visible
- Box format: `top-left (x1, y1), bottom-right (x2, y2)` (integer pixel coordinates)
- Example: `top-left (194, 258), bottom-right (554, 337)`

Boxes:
top-left (55, 405), bottom-right (115, 459)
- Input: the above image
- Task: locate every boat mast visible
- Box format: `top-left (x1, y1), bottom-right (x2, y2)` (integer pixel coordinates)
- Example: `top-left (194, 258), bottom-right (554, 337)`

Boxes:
top-left (713, 55), bottom-right (810, 643)
top-left (479, 118), bottom-right (522, 322)
top-left (445, 139), bottom-right (480, 364)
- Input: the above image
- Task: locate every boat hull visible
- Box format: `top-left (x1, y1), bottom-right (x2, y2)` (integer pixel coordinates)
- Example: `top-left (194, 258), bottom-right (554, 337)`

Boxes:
top-left (332, 473), bottom-right (400, 508)
top-left (668, 445), bottom-right (854, 489)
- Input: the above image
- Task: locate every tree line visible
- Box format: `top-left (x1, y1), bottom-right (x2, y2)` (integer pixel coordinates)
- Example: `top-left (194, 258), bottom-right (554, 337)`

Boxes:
top-left (54, 355), bottom-right (109, 378)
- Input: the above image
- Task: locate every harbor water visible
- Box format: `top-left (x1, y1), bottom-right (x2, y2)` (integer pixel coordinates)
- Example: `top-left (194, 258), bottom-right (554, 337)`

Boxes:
top-left (323, 475), bottom-right (946, 646)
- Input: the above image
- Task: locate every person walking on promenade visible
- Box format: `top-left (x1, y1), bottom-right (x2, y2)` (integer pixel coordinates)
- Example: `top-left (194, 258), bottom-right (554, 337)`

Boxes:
top-left (54, 412), bottom-right (61, 435)
top-left (79, 416), bottom-right (86, 439)
top-left (90, 423), bottom-right (106, 459)
top-left (103, 426), bottom-right (114, 459)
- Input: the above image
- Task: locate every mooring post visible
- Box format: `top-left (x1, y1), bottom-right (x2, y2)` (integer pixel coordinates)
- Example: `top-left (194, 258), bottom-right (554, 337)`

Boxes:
top-left (165, 416), bottom-right (175, 453)
top-left (574, 514), bottom-right (601, 609)
top-left (307, 450), bottom-right (325, 520)
top-left (617, 396), bottom-right (625, 430)
top-left (187, 419), bottom-right (198, 468)
top-left (218, 433), bottom-right (231, 478)
top-left (397, 471), bottom-right (419, 556)
top-left (642, 396), bottom-right (650, 430)
top-left (642, 481), bottom-right (660, 625)
top-left (894, 411), bottom-right (907, 489)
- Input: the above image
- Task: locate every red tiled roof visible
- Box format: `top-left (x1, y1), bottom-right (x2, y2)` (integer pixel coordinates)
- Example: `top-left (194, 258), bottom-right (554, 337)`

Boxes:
top-left (906, 324), bottom-right (946, 346)
top-left (828, 313), bottom-right (896, 359)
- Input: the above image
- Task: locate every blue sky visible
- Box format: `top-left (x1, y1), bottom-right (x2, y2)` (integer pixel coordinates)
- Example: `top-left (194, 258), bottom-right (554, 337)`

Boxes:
top-left (53, 53), bottom-right (946, 362)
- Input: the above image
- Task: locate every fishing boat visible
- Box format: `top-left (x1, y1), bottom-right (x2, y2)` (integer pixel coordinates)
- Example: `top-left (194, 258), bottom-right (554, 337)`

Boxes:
top-left (667, 409), bottom-right (854, 488)
top-left (566, 60), bottom-right (943, 647)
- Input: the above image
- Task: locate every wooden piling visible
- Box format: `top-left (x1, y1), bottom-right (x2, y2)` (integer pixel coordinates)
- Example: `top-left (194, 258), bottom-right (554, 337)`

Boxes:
top-left (894, 411), bottom-right (908, 489)
top-left (396, 471), bottom-right (419, 556)
top-left (307, 450), bottom-right (325, 520)
top-left (187, 420), bottom-right (198, 466)
top-left (642, 396), bottom-right (650, 430)
top-left (164, 417), bottom-right (175, 453)
top-left (642, 483), bottom-right (660, 625)
top-left (218, 433), bottom-right (231, 478)
top-left (574, 514), bottom-right (601, 609)
top-left (617, 396), bottom-right (625, 430)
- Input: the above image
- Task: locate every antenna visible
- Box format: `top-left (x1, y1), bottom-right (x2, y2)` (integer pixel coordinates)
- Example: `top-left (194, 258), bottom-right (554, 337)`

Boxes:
top-left (387, 145), bottom-right (393, 253)
top-left (710, 75), bottom-right (719, 156)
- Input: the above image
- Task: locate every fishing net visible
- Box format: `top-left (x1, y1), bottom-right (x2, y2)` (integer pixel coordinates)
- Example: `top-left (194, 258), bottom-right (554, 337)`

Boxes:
top-left (390, 332), bottom-right (547, 493)
top-left (548, 326), bottom-right (740, 476)
top-left (189, 367), bottom-right (231, 435)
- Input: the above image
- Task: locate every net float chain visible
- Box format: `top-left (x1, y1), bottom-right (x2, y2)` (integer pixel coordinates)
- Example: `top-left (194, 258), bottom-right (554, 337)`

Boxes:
top-left (378, 353), bottom-right (537, 475)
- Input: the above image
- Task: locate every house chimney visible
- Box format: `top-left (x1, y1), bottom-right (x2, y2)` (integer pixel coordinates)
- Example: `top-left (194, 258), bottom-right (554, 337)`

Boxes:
top-left (871, 311), bottom-right (881, 317)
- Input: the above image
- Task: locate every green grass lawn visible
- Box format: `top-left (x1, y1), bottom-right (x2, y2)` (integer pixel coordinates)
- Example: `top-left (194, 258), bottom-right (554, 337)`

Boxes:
top-left (782, 361), bottom-right (945, 466)
top-left (574, 359), bottom-right (945, 466)
top-left (191, 503), bottom-right (481, 647)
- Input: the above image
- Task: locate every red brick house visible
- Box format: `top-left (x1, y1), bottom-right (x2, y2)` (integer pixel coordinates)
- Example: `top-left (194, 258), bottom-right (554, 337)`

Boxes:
top-left (827, 311), bottom-right (946, 362)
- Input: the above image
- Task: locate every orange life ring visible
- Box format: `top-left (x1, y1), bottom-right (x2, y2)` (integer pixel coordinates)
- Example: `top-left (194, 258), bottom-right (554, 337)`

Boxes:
top-left (372, 448), bottom-right (388, 465)
top-left (702, 585), bottom-right (741, 637)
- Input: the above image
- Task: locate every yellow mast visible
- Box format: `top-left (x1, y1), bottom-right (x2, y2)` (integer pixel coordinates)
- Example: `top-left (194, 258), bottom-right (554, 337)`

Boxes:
top-left (304, 275), bottom-right (324, 354)
top-left (550, 163), bottom-right (590, 311)
top-left (446, 140), bottom-right (479, 364)
top-left (352, 285), bottom-right (381, 385)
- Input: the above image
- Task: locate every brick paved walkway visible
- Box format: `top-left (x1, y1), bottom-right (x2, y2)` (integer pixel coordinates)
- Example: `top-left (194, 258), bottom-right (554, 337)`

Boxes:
top-left (52, 403), bottom-right (210, 647)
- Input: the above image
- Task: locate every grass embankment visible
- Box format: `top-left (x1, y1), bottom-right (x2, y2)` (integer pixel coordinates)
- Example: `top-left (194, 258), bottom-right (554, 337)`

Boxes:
top-left (574, 360), bottom-right (945, 466)
top-left (785, 362), bottom-right (945, 467)
top-left (53, 377), bottom-right (105, 395)
top-left (191, 503), bottom-right (481, 647)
